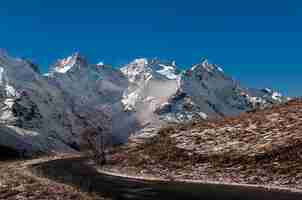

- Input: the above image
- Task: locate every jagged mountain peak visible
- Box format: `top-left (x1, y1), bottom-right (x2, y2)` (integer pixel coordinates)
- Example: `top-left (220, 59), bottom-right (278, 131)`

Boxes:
top-left (124, 57), bottom-right (178, 70)
top-left (121, 57), bottom-right (180, 82)
top-left (190, 58), bottom-right (224, 74)
top-left (0, 49), bottom-right (24, 67)
top-left (0, 51), bottom-right (40, 84)
top-left (149, 57), bottom-right (177, 67)
top-left (96, 61), bottom-right (105, 67)
top-left (131, 58), bottom-right (149, 66)
top-left (52, 52), bottom-right (88, 74)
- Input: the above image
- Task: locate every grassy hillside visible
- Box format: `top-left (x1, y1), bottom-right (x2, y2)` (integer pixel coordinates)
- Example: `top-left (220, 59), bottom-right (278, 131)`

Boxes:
top-left (107, 99), bottom-right (302, 189)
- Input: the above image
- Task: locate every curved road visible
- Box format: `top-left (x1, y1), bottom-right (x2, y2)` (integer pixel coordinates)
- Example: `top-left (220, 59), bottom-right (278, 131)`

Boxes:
top-left (31, 158), bottom-right (302, 200)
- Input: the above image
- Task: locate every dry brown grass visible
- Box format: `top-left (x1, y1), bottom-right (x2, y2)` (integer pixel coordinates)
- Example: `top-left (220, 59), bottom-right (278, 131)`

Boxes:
top-left (108, 99), bottom-right (302, 188)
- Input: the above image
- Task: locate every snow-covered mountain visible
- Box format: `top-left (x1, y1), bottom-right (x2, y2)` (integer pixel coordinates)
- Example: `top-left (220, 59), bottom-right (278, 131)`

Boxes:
top-left (121, 58), bottom-right (287, 123)
top-left (0, 51), bottom-right (130, 155)
top-left (0, 50), bottom-right (288, 155)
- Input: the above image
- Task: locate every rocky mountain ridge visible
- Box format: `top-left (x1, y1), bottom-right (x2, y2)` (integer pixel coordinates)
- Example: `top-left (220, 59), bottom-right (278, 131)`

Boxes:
top-left (121, 57), bottom-right (286, 122)
top-left (0, 50), bottom-right (288, 155)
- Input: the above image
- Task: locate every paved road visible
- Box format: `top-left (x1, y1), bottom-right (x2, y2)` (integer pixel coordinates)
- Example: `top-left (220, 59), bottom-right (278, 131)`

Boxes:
top-left (31, 158), bottom-right (302, 200)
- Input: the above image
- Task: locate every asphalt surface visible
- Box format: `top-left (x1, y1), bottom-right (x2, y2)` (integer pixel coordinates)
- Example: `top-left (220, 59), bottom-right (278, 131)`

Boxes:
top-left (31, 158), bottom-right (302, 200)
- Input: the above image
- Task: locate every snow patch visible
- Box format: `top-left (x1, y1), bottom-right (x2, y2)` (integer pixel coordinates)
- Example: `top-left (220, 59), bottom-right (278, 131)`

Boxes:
top-left (97, 62), bottom-right (104, 67)
top-left (157, 64), bottom-right (178, 79)
top-left (272, 92), bottom-right (282, 101)
top-left (54, 65), bottom-right (73, 73)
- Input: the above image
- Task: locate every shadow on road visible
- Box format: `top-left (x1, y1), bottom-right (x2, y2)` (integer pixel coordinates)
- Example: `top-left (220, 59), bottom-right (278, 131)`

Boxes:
top-left (0, 145), bottom-right (22, 161)
top-left (30, 157), bottom-right (302, 200)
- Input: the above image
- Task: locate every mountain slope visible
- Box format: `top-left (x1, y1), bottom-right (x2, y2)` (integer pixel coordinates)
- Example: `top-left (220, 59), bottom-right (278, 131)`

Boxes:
top-left (0, 51), bottom-right (128, 155)
top-left (121, 58), bottom-right (287, 124)
top-left (0, 50), bottom-right (288, 155)
top-left (107, 99), bottom-right (302, 190)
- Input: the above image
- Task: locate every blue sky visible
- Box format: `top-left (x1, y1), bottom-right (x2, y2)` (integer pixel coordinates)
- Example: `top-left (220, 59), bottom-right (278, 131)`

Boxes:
top-left (0, 0), bottom-right (301, 96)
